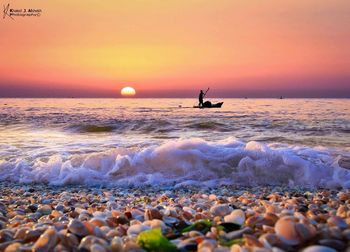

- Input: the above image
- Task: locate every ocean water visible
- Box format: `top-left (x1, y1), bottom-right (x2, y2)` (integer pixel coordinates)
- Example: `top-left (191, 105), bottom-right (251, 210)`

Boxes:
top-left (0, 98), bottom-right (349, 188)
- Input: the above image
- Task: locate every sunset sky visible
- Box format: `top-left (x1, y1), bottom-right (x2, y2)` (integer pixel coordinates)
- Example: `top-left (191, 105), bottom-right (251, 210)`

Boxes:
top-left (1, 0), bottom-right (349, 97)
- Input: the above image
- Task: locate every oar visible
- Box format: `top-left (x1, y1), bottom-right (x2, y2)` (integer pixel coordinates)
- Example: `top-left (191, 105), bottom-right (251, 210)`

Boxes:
top-left (204, 87), bottom-right (210, 97)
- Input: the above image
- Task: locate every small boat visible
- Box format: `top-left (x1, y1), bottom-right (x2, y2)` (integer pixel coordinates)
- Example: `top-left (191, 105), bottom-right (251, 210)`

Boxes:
top-left (193, 101), bottom-right (224, 108)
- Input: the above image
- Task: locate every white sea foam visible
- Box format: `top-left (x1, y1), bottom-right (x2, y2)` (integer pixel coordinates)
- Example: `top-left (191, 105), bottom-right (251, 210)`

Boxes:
top-left (0, 138), bottom-right (349, 188)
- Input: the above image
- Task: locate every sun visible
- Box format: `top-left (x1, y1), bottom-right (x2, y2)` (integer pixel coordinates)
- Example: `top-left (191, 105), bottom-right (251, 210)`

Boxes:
top-left (121, 86), bottom-right (136, 96)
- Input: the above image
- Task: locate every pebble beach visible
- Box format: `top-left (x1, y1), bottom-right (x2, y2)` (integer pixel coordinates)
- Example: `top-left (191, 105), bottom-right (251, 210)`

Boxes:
top-left (1, 182), bottom-right (349, 252)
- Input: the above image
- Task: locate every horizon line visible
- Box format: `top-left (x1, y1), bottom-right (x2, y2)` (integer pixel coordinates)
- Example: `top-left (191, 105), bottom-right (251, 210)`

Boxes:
top-left (1, 96), bottom-right (350, 99)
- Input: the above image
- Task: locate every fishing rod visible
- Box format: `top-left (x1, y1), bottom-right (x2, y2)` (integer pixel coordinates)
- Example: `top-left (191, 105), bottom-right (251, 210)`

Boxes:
top-left (204, 87), bottom-right (210, 97)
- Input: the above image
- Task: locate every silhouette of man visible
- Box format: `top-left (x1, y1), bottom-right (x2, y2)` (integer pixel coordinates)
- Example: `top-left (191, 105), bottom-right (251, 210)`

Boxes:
top-left (198, 90), bottom-right (204, 107)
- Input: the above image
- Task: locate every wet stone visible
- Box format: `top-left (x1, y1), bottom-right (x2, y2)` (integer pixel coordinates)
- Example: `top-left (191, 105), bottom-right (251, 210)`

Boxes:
top-left (68, 219), bottom-right (89, 237)
top-left (0, 230), bottom-right (13, 243)
top-left (318, 239), bottom-right (346, 251)
top-left (302, 245), bottom-right (337, 252)
top-left (210, 204), bottom-right (231, 217)
top-left (28, 204), bottom-right (38, 213)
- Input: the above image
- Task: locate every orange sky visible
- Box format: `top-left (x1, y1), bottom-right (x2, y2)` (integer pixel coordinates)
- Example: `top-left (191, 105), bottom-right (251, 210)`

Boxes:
top-left (1, 0), bottom-right (349, 97)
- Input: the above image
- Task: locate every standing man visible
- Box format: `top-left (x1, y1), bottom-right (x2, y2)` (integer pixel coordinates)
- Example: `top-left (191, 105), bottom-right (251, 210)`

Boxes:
top-left (198, 90), bottom-right (204, 107)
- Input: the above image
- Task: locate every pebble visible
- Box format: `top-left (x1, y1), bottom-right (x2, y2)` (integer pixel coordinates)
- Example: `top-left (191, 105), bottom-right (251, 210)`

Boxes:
top-left (68, 219), bottom-right (90, 236)
top-left (224, 227), bottom-right (252, 240)
top-left (210, 204), bottom-right (232, 217)
top-left (327, 216), bottom-right (348, 229)
top-left (318, 239), bottom-right (346, 251)
top-left (275, 216), bottom-right (300, 245)
top-left (90, 243), bottom-right (107, 252)
top-left (127, 224), bottom-right (151, 236)
top-left (243, 234), bottom-right (264, 247)
top-left (37, 205), bottom-right (52, 215)
top-left (145, 208), bottom-right (163, 220)
top-left (4, 242), bottom-right (21, 252)
top-left (224, 209), bottom-right (245, 225)
top-left (28, 204), bottom-right (38, 213)
top-left (79, 235), bottom-right (109, 250)
top-left (32, 227), bottom-right (57, 252)
top-left (302, 245), bottom-right (337, 252)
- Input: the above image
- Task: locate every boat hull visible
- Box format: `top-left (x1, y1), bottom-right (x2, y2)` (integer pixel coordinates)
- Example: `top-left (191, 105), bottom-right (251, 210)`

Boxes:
top-left (193, 102), bottom-right (223, 108)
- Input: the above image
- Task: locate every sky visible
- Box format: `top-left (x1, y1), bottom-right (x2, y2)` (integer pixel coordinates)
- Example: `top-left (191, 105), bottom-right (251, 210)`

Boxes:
top-left (0, 0), bottom-right (349, 98)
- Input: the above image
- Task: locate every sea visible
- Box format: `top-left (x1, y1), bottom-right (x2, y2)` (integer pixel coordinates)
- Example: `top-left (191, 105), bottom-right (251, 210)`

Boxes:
top-left (0, 98), bottom-right (349, 188)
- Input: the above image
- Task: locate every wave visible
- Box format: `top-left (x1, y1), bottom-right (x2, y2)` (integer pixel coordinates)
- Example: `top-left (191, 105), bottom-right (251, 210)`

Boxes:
top-left (65, 120), bottom-right (233, 134)
top-left (65, 119), bottom-right (174, 134)
top-left (186, 121), bottom-right (229, 130)
top-left (0, 138), bottom-right (349, 188)
top-left (68, 124), bottom-right (117, 133)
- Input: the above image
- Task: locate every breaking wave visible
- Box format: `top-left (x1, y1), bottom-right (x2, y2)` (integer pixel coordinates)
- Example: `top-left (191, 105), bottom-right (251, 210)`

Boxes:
top-left (1, 138), bottom-right (349, 188)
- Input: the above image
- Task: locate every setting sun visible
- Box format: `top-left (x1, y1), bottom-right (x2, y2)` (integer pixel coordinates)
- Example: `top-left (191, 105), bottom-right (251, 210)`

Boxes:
top-left (121, 86), bottom-right (136, 96)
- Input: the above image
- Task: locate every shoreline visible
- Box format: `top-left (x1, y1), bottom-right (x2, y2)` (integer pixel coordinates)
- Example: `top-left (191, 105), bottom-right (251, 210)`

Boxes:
top-left (0, 182), bottom-right (348, 251)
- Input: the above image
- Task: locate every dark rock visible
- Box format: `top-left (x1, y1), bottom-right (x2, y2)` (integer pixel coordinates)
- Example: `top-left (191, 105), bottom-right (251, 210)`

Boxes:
top-left (0, 230), bottom-right (13, 243)
top-left (218, 222), bottom-right (241, 232)
top-left (297, 204), bottom-right (308, 213)
top-left (319, 239), bottom-right (346, 251)
top-left (116, 216), bottom-right (129, 225)
top-left (179, 243), bottom-right (197, 252)
top-left (28, 204), bottom-right (38, 213)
